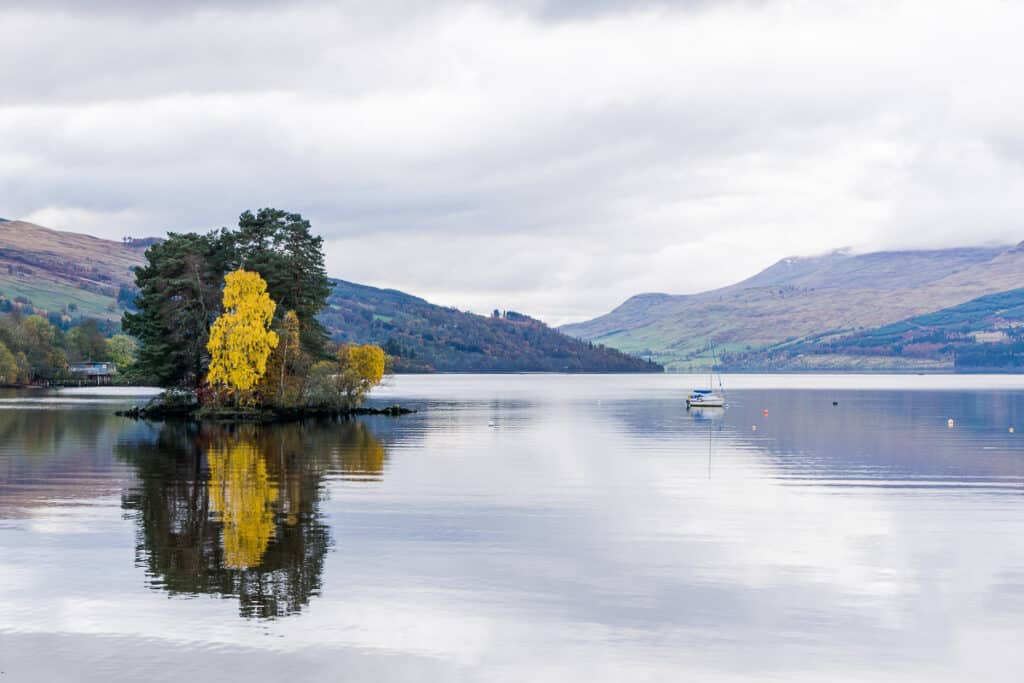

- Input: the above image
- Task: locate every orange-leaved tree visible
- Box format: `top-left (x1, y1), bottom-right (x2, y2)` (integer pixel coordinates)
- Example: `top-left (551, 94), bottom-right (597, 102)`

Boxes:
top-left (207, 269), bottom-right (279, 403)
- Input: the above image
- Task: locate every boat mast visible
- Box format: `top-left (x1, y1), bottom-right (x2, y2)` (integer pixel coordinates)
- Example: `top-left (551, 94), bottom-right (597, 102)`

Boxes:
top-left (711, 344), bottom-right (724, 399)
top-left (708, 343), bottom-right (713, 390)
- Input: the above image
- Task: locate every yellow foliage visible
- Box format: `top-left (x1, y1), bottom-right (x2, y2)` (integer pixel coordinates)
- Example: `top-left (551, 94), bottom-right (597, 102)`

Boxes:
top-left (301, 345), bottom-right (386, 409)
top-left (339, 344), bottom-right (385, 386)
top-left (337, 344), bottom-right (386, 406)
top-left (207, 437), bottom-right (278, 569)
top-left (207, 269), bottom-right (279, 396)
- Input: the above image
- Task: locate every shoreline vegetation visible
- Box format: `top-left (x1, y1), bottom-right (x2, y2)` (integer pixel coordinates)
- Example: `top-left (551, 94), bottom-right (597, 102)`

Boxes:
top-left (115, 397), bottom-right (415, 423)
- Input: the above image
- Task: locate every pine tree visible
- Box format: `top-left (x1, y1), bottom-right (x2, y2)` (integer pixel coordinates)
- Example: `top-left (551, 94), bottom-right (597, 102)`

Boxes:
top-left (230, 209), bottom-right (331, 357)
top-left (122, 232), bottom-right (228, 387)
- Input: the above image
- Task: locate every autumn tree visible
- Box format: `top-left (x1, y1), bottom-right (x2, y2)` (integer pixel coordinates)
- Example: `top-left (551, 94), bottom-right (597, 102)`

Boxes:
top-left (18, 315), bottom-right (68, 381)
top-left (106, 334), bottom-right (138, 369)
top-left (256, 310), bottom-right (307, 408)
top-left (206, 269), bottom-right (279, 403)
top-left (15, 351), bottom-right (29, 383)
top-left (338, 344), bottom-right (386, 406)
top-left (304, 343), bottom-right (386, 409)
top-left (0, 341), bottom-right (17, 385)
top-left (66, 319), bottom-right (110, 362)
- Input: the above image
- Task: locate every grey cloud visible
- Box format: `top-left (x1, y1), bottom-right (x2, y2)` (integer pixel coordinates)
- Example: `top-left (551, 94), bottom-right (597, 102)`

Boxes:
top-left (2, 0), bottom-right (305, 13)
top-left (529, 0), bottom-right (753, 20)
top-left (9, 0), bottom-right (733, 18)
top-left (2, 0), bottom-right (1023, 323)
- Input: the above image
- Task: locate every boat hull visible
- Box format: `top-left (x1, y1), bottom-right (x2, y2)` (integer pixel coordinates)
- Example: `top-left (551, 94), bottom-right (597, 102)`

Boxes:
top-left (687, 394), bottom-right (725, 408)
top-left (687, 399), bottom-right (724, 408)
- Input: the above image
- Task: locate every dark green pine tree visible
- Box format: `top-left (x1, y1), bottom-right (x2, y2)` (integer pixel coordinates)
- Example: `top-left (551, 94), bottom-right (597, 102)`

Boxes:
top-left (122, 232), bottom-right (229, 387)
top-left (229, 209), bottom-right (332, 357)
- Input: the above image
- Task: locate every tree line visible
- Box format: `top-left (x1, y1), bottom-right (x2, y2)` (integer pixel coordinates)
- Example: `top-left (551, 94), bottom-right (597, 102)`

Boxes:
top-left (0, 312), bottom-right (137, 385)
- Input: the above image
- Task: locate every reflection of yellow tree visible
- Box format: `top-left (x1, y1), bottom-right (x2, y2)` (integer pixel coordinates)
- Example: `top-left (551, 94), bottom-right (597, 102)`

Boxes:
top-left (208, 438), bottom-right (278, 569)
top-left (340, 422), bottom-right (386, 476)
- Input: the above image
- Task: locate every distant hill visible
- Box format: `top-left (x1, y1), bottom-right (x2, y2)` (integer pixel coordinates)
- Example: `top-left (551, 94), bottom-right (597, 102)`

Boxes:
top-left (321, 279), bottom-right (663, 373)
top-left (0, 220), bottom-right (147, 319)
top-left (718, 288), bottom-right (1024, 371)
top-left (562, 244), bottom-right (1024, 371)
top-left (0, 220), bottom-right (661, 373)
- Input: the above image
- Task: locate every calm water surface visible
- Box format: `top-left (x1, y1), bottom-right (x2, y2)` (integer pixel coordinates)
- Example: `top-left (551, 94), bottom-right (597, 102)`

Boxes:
top-left (1, 374), bottom-right (1023, 681)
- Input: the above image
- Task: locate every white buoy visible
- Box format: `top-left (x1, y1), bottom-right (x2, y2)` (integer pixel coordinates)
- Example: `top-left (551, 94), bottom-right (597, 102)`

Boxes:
top-left (947, 418), bottom-right (955, 428)
top-left (751, 425), bottom-right (757, 431)
top-left (1010, 427), bottom-right (1015, 434)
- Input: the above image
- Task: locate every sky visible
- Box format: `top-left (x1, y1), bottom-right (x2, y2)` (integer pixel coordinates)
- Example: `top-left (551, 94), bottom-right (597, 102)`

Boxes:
top-left (2, 0), bottom-right (1023, 325)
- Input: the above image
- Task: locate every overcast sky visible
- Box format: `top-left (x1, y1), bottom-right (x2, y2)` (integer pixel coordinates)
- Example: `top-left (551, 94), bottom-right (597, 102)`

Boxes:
top-left (2, 0), bottom-right (1022, 324)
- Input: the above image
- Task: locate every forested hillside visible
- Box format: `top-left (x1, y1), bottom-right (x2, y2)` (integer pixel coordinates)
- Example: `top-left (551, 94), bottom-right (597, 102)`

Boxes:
top-left (320, 280), bottom-right (663, 373)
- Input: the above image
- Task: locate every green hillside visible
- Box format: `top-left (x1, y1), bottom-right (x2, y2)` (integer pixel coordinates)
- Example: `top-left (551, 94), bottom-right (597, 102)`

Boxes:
top-left (320, 279), bottom-right (663, 373)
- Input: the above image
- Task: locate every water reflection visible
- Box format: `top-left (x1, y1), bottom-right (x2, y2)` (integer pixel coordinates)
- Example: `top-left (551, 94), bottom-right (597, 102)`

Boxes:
top-left (117, 420), bottom-right (387, 618)
top-left (611, 389), bottom-right (1024, 490)
top-left (4, 378), bottom-right (1024, 681)
top-left (0, 406), bottom-right (140, 516)
top-left (0, 404), bottom-right (116, 456)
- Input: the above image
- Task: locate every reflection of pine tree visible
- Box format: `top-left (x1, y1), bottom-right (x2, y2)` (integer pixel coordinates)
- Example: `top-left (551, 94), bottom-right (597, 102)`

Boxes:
top-left (118, 419), bottom-right (386, 619)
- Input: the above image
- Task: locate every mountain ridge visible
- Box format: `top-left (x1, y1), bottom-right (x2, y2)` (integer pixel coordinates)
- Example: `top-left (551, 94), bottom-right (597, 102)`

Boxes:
top-left (0, 220), bottom-right (660, 373)
top-left (562, 243), bottom-right (1024, 371)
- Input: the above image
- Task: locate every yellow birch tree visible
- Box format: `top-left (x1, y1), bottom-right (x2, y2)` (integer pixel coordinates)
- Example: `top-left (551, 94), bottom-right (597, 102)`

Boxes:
top-left (207, 269), bottom-right (279, 401)
top-left (337, 344), bottom-right (386, 407)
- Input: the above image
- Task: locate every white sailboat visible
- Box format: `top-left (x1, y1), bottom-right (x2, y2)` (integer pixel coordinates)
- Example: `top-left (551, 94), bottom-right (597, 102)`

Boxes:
top-left (686, 346), bottom-right (726, 409)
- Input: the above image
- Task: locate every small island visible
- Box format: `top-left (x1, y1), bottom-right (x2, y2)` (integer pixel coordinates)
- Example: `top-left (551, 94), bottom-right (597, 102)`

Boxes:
top-left (116, 208), bottom-right (407, 422)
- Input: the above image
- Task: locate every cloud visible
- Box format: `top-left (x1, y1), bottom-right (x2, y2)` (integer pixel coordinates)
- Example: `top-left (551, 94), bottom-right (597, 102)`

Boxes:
top-left (2, 0), bottom-right (1023, 323)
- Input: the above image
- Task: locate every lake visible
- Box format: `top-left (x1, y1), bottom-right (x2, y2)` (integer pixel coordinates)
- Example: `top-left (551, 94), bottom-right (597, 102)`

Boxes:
top-left (2, 374), bottom-right (1023, 681)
